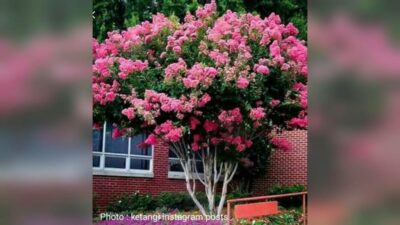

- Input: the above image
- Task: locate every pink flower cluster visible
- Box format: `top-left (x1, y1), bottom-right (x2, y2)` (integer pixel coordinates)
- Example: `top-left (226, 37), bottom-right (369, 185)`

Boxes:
top-left (203, 120), bottom-right (219, 132)
top-left (118, 58), bottom-right (148, 79)
top-left (183, 64), bottom-right (218, 88)
top-left (271, 137), bottom-right (293, 151)
top-left (195, 0), bottom-right (217, 19)
top-left (164, 58), bottom-right (187, 81)
top-left (92, 80), bottom-right (120, 105)
top-left (249, 107), bottom-right (266, 120)
top-left (221, 135), bottom-right (253, 152)
top-left (209, 50), bottom-right (230, 66)
top-left (154, 120), bottom-right (184, 142)
top-left (218, 108), bottom-right (243, 125)
top-left (166, 0), bottom-right (216, 55)
top-left (93, 57), bottom-right (114, 77)
top-left (290, 116), bottom-right (308, 128)
top-left (121, 107), bottom-right (135, 120)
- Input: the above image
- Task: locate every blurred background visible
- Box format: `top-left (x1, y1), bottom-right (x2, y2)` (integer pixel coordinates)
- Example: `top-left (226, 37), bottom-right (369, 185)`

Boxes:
top-left (309, 0), bottom-right (400, 224)
top-left (0, 0), bottom-right (91, 224)
top-left (0, 0), bottom-right (400, 224)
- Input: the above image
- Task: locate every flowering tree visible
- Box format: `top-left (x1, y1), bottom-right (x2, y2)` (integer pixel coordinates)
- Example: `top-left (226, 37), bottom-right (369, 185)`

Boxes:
top-left (93, 1), bottom-right (307, 216)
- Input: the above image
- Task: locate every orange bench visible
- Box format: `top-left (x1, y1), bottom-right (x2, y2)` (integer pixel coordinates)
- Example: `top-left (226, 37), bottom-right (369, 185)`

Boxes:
top-left (226, 192), bottom-right (307, 225)
top-left (233, 201), bottom-right (279, 219)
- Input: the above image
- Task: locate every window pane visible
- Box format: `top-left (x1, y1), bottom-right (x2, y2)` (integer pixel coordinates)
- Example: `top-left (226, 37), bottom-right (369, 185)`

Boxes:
top-left (105, 123), bottom-right (128, 154)
top-left (168, 148), bottom-right (178, 158)
top-left (168, 147), bottom-right (201, 159)
top-left (93, 156), bottom-right (100, 167)
top-left (169, 159), bottom-right (183, 172)
top-left (131, 134), bottom-right (151, 156)
top-left (105, 157), bottom-right (126, 169)
top-left (130, 158), bottom-right (150, 170)
top-left (196, 161), bottom-right (204, 173)
top-left (92, 129), bottom-right (102, 152)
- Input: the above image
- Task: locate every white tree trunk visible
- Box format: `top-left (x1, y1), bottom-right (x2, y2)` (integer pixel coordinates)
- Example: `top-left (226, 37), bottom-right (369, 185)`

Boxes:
top-left (170, 139), bottom-right (238, 216)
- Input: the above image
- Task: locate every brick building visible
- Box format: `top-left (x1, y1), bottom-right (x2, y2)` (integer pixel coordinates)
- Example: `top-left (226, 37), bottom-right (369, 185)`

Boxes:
top-left (93, 122), bottom-right (307, 211)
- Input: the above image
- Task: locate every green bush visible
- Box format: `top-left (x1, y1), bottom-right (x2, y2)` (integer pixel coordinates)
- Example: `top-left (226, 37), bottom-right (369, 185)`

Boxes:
top-left (156, 192), bottom-right (195, 211)
top-left (268, 184), bottom-right (306, 209)
top-left (106, 192), bottom-right (156, 213)
top-left (106, 190), bottom-right (252, 213)
top-left (237, 209), bottom-right (302, 225)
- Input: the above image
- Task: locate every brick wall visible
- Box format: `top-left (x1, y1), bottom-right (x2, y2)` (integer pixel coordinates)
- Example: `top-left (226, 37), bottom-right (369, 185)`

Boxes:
top-left (93, 130), bottom-right (307, 211)
top-left (93, 143), bottom-right (189, 212)
top-left (252, 130), bottom-right (308, 195)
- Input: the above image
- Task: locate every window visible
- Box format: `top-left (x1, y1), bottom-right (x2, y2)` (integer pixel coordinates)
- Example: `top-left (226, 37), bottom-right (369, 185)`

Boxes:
top-left (168, 147), bottom-right (203, 179)
top-left (93, 122), bottom-right (153, 177)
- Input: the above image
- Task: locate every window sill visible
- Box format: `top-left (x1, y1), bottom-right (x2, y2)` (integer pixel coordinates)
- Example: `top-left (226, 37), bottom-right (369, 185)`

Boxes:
top-left (168, 171), bottom-right (204, 180)
top-left (93, 169), bottom-right (154, 178)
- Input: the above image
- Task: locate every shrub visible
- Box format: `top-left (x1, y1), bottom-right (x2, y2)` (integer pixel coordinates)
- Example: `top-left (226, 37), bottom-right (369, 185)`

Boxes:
top-left (106, 191), bottom-right (252, 213)
top-left (106, 192), bottom-right (156, 213)
top-left (156, 192), bottom-right (195, 211)
top-left (268, 184), bottom-right (306, 208)
top-left (237, 209), bottom-right (302, 225)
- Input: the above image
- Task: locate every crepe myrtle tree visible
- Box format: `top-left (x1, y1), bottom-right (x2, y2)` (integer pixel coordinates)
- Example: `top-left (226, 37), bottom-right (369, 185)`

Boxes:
top-left (92, 1), bottom-right (307, 216)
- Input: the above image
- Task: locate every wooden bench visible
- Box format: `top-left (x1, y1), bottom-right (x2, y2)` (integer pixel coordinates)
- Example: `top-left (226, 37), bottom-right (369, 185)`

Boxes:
top-left (234, 201), bottom-right (279, 219)
top-left (226, 192), bottom-right (307, 225)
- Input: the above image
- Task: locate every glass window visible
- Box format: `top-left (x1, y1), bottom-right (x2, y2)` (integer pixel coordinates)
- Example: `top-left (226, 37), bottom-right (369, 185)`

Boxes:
top-left (93, 155), bottom-right (100, 167)
top-left (130, 158), bottom-right (150, 170)
top-left (92, 122), bottom-right (153, 174)
top-left (105, 156), bottom-right (126, 169)
top-left (168, 148), bottom-right (203, 173)
top-left (105, 123), bottom-right (128, 154)
top-left (130, 134), bottom-right (152, 156)
top-left (169, 158), bottom-right (183, 172)
top-left (92, 128), bottom-right (102, 152)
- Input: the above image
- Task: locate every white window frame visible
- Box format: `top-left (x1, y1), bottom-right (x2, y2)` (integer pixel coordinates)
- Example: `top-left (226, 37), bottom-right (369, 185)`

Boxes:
top-left (167, 149), bottom-right (204, 179)
top-left (93, 122), bottom-right (154, 178)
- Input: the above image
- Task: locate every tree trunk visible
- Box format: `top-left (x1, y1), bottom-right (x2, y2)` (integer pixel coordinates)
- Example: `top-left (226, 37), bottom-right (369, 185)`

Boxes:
top-left (170, 139), bottom-right (239, 216)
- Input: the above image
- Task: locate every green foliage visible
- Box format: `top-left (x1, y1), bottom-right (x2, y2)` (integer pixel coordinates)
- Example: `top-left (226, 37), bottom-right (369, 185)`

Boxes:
top-left (268, 184), bottom-right (306, 209)
top-left (266, 209), bottom-right (303, 225)
top-left (93, 0), bottom-right (307, 41)
top-left (237, 209), bottom-right (302, 225)
top-left (106, 192), bottom-right (157, 213)
top-left (106, 191), bottom-right (251, 213)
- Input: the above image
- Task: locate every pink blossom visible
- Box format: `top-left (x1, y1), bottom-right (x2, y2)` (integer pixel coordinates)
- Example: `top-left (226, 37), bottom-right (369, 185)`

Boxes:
top-left (165, 128), bottom-right (183, 142)
top-left (289, 116), bottom-right (308, 128)
top-left (256, 65), bottom-right (269, 75)
top-left (111, 127), bottom-right (124, 139)
top-left (270, 99), bottom-right (280, 107)
top-left (165, 58), bottom-right (187, 80)
top-left (249, 107), bottom-right (266, 120)
top-left (271, 137), bottom-right (292, 151)
top-left (237, 77), bottom-right (249, 89)
top-left (193, 134), bottom-right (203, 142)
top-left (144, 134), bottom-right (158, 145)
top-left (93, 58), bottom-right (113, 77)
top-left (209, 51), bottom-right (230, 66)
top-left (105, 92), bottom-right (116, 102)
top-left (189, 117), bottom-right (200, 129)
top-left (211, 137), bottom-right (221, 145)
top-left (122, 107), bottom-right (135, 120)
top-left (198, 93), bottom-right (211, 107)
top-left (155, 120), bottom-right (174, 134)
top-left (203, 120), bottom-right (218, 132)
top-left (218, 108), bottom-right (243, 125)
top-left (236, 144), bottom-right (246, 152)
top-left (172, 46), bottom-right (181, 54)
top-left (191, 142), bottom-right (200, 151)
top-left (195, 0), bottom-right (217, 19)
